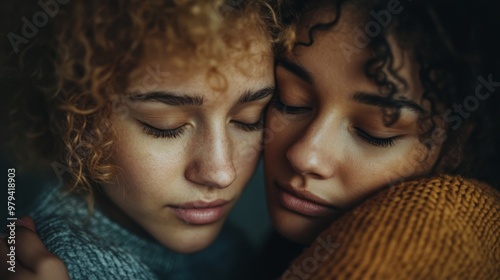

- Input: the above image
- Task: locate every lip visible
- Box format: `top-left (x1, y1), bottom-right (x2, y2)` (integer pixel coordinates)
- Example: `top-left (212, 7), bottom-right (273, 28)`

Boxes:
top-left (275, 182), bottom-right (339, 217)
top-left (169, 199), bottom-right (230, 225)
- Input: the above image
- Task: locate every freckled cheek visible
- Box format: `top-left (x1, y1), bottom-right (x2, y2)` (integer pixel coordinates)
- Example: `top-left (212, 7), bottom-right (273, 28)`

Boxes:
top-left (349, 141), bottom-right (434, 196)
top-left (111, 137), bottom-right (186, 202)
top-left (335, 144), bottom-right (413, 205)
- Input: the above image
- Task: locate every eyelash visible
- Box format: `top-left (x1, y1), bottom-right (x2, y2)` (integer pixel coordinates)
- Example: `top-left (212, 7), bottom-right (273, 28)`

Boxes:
top-left (354, 128), bottom-right (396, 147)
top-left (233, 119), bottom-right (264, 132)
top-left (140, 118), bottom-right (264, 139)
top-left (271, 95), bottom-right (310, 115)
top-left (140, 122), bottom-right (186, 139)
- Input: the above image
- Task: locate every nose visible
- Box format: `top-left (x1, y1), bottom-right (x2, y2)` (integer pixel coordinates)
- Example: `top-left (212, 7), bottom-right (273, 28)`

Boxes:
top-left (185, 128), bottom-right (237, 189)
top-left (285, 118), bottom-right (336, 179)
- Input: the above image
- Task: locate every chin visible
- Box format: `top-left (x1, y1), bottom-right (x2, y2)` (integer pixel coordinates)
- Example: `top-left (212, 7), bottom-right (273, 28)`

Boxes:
top-left (269, 205), bottom-right (336, 245)
top-left (152, 221), bottom-right (224, 253)
top-left (167, 238), bottom-right (216, 253)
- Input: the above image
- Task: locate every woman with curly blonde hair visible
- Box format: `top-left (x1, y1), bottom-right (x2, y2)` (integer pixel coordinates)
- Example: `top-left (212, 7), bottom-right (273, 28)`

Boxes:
top-left (1, 0), bottom-right (278, 279)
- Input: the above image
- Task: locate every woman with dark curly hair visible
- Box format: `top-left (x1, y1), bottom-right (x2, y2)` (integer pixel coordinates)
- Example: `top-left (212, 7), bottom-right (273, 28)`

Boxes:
top-left (2, 0), bottom-right (500, 279)
top-left (262, 0), bottom-right (499, 279)
top-left (266, 0), bottom-right (500, 243)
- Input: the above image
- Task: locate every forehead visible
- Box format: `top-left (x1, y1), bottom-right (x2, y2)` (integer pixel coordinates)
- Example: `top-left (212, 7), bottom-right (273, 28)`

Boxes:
top-left (291, 8), bottom-right (424, 103)
top-left (127, 34), bottom-right (274, 102)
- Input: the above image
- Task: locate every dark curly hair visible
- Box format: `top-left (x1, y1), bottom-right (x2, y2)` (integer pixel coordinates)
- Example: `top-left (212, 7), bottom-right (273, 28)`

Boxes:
top-left (277, 0), bottom-right (500, 188)
top-left (0, 0), bottom-right (281, 204)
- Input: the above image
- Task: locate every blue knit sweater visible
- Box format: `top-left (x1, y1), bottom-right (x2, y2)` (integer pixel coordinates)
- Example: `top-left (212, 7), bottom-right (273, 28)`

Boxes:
top-left (29, 184), bottom-right (253, 280)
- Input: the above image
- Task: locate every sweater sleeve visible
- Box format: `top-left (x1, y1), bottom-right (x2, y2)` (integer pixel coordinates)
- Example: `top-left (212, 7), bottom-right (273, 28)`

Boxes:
top-left (280, 175), bottom-right (500, 280)
top-left (35, 216), bottom-right (158, 280)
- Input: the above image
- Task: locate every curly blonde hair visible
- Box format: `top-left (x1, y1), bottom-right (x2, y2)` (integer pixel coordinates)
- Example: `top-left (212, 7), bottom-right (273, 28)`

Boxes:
top-left (1, 0), bottom-right (280, 201)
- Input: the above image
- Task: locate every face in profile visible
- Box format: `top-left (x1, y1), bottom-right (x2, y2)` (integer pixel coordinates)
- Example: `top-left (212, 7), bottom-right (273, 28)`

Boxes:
top-left (264, 10), bottom-right (444, 244)
top-left (99, 34), bottom-right (274, 253)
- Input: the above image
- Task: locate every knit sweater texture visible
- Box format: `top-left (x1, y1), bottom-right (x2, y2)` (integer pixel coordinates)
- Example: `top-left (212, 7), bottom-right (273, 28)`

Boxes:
top-left (283, 175), bottom-right (500, 279)
top-left (28, 184), bottom-right (252, 280)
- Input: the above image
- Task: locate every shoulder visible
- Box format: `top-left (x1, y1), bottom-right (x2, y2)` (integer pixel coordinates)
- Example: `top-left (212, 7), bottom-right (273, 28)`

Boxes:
top-left (284, 175), bottom-right (500, 280)
top-left (385, 174), bottom-right (500, 201)
top-left (34, 216), bottom-right (157, 280)
top-left (368, 174), bottom-right (500, 218)
top-left (28, 186), bottom-right (158, 280)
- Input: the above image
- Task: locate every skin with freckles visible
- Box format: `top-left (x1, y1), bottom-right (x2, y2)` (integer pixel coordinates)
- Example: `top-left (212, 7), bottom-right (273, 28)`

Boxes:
top-left (98, 34), bottom-right (274, 253)
top-left (264, 10), bottom-right (444, 244)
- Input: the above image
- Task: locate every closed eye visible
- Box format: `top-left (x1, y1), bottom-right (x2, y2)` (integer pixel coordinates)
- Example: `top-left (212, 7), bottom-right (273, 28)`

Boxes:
top-left (354, 127), bottom-right (399, 147)
top-left (271, 96), bottom-right (311, 115)
top-left (139, 121), bottom-right (186, 139)
top-left (233, 119), bottom-right (264, 132)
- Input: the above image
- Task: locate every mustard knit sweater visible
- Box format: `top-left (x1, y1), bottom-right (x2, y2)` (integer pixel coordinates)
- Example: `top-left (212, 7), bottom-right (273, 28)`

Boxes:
top-left (282, 175), bottom-right (500, 280)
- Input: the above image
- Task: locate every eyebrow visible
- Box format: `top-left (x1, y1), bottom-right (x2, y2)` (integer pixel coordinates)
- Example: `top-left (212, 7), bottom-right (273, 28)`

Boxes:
top-left (353, 92), bottom-right (425, 114)
top-left (128, 91), bottom-right (204, 106)
top-left (128, 86), bottom-right (275, 106)
top-left (238, 87), bottom-right (275, 103)
top-left (276, 58), bottom-right (314, 85)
